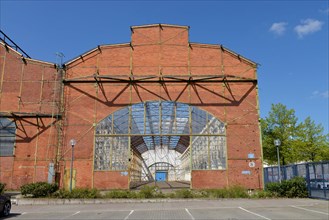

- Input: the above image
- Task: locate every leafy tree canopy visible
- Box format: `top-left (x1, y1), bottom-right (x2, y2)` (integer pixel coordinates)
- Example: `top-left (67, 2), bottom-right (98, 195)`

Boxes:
top-left (261, 103), bottom-right (329, 165)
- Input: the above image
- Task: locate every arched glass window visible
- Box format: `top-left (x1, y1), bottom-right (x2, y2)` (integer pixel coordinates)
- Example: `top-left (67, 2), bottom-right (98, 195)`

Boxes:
top-left (0, 118), bottom-right (16, 156)
top-left (94, 101), bottom-right (226, 172)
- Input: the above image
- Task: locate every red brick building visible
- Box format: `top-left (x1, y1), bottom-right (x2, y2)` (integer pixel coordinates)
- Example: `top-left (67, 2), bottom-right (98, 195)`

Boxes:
top-left (0, 24), bottom-right (263, 190)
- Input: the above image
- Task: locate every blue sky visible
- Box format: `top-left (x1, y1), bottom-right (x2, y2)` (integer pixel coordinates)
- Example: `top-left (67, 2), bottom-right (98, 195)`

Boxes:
top-left (1, 0), bottom-right (328, 134)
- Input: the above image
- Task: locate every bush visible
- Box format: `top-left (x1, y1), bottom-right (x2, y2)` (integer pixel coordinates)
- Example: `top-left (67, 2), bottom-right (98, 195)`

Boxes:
top-left (173, 189), bottom-right (195, 198)
top-left (52, 188), bottom-right (101, 199)
top-left (250, 190), bottom-right (276, 199)
top-left (104, 190), bottom-right (137, 199)
top-left (282, 177), bottom-right (308, 198)
top-left (138, 185), bottom-right (161, 198)
top-left (265, 177), bottom-right (307, 198)
top-left (226, 186), bottom-right (249, 198)
top-left (0, 183), bottom-right (6, 194)
top-left (265, 182), bottom-right (282, 196)
top-left (20, 182), bottom-right (58, 198)
top-left (202, 186), bottom-right (249, 198)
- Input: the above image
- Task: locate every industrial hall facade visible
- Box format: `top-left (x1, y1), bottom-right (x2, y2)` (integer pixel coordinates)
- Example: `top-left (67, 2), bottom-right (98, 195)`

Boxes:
top-left (0, 24), bottom-right (263, 190)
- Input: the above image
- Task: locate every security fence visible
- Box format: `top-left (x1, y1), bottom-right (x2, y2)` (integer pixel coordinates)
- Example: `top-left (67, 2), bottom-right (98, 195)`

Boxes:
top-left (264, 161), bottom-right (329, 200)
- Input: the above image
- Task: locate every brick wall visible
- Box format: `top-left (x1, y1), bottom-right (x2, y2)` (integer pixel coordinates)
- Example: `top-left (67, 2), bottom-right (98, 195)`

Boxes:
top-left (0, 24), bottom-right (263, 190)
top-left (0, 44), bottom-right (61, 189)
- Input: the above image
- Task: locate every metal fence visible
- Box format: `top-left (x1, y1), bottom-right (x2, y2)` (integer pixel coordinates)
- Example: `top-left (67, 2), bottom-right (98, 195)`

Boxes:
top-left (264, 161), bottom-right (329, 200)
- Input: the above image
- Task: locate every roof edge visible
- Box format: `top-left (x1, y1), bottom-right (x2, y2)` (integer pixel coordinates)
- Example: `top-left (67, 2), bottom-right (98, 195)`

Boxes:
top-left (190, 42), bottom-right (258, 67)
top-left (131, 23), bottom-right (189, 30)
top-left (0, 42), bottom-right (55, 66)
top-left (65, 43), bottom-right (130, 66)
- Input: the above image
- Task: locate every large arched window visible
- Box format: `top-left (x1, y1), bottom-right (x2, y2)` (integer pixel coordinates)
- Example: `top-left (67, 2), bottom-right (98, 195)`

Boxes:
top-left (0, 118), bottom-right (16, 156)
top-left (94, 101), bottom-right (226, 173)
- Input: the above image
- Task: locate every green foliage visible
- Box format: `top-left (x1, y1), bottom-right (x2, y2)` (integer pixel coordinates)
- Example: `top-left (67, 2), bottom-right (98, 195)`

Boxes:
top-left (203, 186), bottom-right (249, 198)
top-left (294, 117), bottom-right (329, 162)
top-left (139, 185), bottom-right (156, 198)
top-left (265, 182), bottom-right (282, 197)
top-left (171, 189), bottom-right (194, 198)
top-left (261, 103), bottom-right (329, 164)
top-left (104, 190), bottom-right (138, 199)
top-left (226, 186), bottom-right (250, 198)
top-left (18, 179), bottom-right (307, 199)
top-left (249, 190), bottom-right (276, 199)
top-left (0, 183), bottom-right (6, 194)
top-left (52, 188), bottom-right (101, 199)
top-left (20, 182), bottom-right (58, 198)
top-left (265, 177), bottom-right (308, 198)
top-left (138, 185), bottom-right (166, 198)
top-left (261, 103), bottom-right (299, 165)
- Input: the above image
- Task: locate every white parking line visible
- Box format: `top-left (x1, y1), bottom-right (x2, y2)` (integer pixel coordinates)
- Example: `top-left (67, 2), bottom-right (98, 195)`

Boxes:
top-left (124, 210), bottom-right (134, 220)
top-left (72, 211), bottom-right (80, 216)
top-left (290, 205), bottom-right (329, 215)
top-left (239, 207), bottom-right (271, 220)
top-left (60, 211), bottom-right (81, 220)
top-left (185, 208), bottom-right (195, 220)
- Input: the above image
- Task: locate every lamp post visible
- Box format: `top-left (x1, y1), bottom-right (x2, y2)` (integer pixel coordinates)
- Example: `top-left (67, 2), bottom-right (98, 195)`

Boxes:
top-left (274, 139), bottom-right (281, 183)
top-left (69, 139), bottom-right (76, 192)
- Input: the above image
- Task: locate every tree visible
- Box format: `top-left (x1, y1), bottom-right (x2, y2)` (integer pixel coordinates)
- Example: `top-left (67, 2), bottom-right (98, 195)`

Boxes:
top-left (294, 117), bottom-right (329, 162)
top-left (261, 103), bottom-right (329, 165)
top-left (261, 103), bottom-right (299, 165)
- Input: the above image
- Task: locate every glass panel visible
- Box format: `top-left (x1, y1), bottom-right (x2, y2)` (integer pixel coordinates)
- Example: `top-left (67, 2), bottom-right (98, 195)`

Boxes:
top-left (191, 136), bottom-right (208, 169)
top-left (113, 108), bottom-right (129, 134)
top-left (95, 101), bottom-right (227, 171)
top-left (111, 136), bottom-right (129, 170)
top-left (95, 115), bottom-right (112, 135)
top-left (0, 118), bottom-right (16, 156)
top-left (191, 106), bottom-right (207, 134)
top-left (94, 136), bottom-right (129, 170)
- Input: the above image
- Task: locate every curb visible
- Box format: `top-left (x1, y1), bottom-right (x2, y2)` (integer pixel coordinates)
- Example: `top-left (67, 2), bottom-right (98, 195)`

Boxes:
top-left (13, 198), bottom-right (211, 205)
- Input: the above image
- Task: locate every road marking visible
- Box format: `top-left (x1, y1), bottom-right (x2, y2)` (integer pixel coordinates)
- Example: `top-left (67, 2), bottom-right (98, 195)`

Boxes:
top-left (291, 205), bottom-right (329, 215)
top-left (60, 211), bottom-right (81, 220)
top-left (185, 208), bottom-right (195, 220)
top-left (239, 207), bottom-right (271, 220)
top-left (124, 210), bottom-right (134, 220)
top-left (72, 211), bottom-right (80, 216)
top-left (21, 212), bottom-right (27, 215)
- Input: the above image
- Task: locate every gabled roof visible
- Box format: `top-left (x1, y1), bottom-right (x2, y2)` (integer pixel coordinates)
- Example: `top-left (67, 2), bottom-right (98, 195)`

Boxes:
top-left (64, 24), bottom-right (258, 68)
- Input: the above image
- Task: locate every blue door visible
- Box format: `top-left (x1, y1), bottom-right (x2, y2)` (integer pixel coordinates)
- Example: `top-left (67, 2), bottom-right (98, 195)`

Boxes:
top-left (155, 171), bottom-right (167, 182)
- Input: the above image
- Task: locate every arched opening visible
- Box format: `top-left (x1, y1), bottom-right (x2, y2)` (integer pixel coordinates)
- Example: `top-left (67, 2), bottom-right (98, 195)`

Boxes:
top-left (94, 101), bottom-right (226, 189)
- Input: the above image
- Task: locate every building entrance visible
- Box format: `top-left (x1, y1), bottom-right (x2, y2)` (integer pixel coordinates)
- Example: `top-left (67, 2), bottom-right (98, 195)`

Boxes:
top-left (155, 171), bottom-right (167, 182)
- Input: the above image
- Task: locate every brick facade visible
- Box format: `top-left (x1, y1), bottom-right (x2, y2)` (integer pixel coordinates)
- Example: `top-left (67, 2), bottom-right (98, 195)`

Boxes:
top-left (0, 24), bottom-right (263, 190)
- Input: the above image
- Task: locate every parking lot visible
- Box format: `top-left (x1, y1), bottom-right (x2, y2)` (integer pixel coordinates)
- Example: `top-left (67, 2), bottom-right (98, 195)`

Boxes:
top-left (3, 198), bottom-right (328, 219)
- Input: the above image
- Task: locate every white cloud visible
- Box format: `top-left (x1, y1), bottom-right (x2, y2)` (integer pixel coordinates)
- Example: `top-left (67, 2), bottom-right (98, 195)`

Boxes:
top-left (312, 90), bottom-right (329, 99)
top-left (294, 19), bottom-right (323, 38)
top-left (269, 22), bottom-right (288, 36)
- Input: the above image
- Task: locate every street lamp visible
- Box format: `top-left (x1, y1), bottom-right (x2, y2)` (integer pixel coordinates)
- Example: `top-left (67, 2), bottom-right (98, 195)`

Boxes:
top-left (274, 139), bottom-right (281, 183)
top-left (69, 139), bottom-right (76, 192)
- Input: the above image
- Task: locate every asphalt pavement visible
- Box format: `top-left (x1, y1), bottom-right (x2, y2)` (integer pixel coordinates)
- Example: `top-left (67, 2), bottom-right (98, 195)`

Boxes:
top-left (4, 198), bottom-right (329, 220)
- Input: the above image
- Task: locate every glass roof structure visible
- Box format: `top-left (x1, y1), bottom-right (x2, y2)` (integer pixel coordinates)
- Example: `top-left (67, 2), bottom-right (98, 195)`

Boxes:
top-left (95, 101), bottom-right (225, 155)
